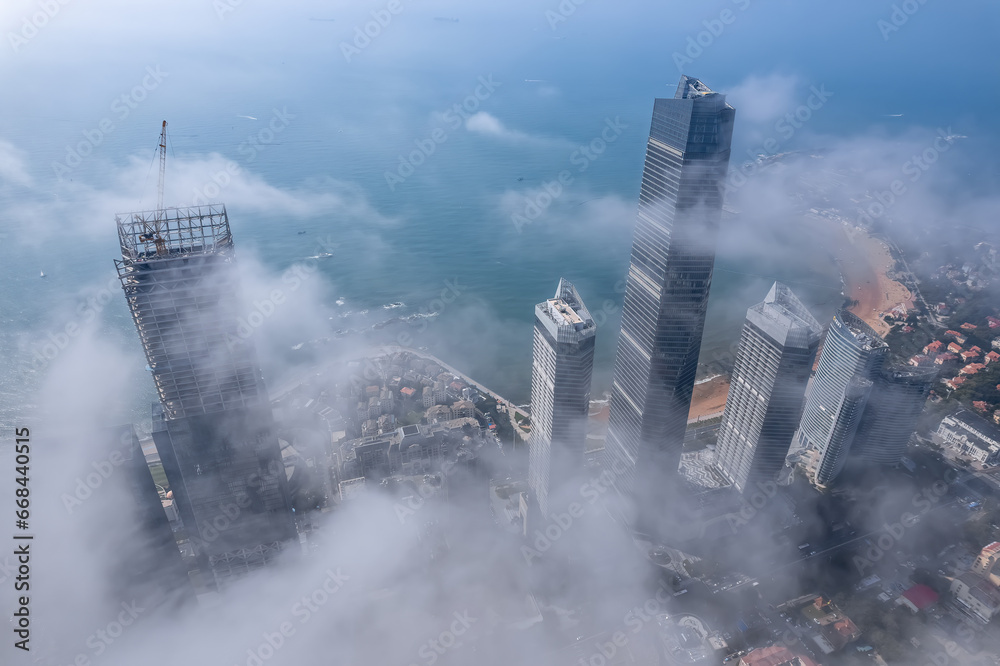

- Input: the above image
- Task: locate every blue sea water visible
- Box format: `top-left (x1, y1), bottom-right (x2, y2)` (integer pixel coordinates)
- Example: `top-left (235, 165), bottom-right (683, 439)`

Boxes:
top-left (1, 0), bottom-right (997, 429)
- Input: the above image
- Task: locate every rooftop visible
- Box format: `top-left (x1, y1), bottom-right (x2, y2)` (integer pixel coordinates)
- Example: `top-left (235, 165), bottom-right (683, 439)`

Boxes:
top-left (116, 204), bottom-right (232, 262)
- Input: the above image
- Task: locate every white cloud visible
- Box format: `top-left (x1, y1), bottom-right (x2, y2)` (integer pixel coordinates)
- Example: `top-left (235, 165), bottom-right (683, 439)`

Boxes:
top-left (0, 145), bottom-right (399, 244)
top-left (724, 73), bottom-right (800, 125)
top-left (0, 138), bottom-right (32, 186)
top-left (464, 112), bottom-right (568, 147)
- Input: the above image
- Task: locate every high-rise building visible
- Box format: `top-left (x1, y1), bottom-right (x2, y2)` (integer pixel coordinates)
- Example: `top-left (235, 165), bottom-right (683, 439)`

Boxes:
top-left (850, 365), bottom-right (936, 466)
top-left (528, 279), bottom-right (596, 518)
top-left (604, 76), bottom-right (735, 506)
top-left (795, 310), bottom-right (888, 485)
top-left (116, 205), bottom-right (296, 587)
top-left (110, 424), bottom-right (195, 610)
top-left (715, 283), bottom-right (822, 494)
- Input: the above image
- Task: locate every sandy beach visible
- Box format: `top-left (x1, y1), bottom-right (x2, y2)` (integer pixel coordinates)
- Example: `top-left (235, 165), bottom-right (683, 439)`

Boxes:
top-left (683, 216), bottom-right (910, 421)
top-left (688, 375), bottom-right (730, 422)
top-left (833, 220), bottom-right (913, 337)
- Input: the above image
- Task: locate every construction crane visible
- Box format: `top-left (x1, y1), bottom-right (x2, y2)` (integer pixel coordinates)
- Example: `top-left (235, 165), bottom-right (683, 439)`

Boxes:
top-left (139, 120), bottom-right (169, 255)
top-left (157, 120), bottom-right (167, 211)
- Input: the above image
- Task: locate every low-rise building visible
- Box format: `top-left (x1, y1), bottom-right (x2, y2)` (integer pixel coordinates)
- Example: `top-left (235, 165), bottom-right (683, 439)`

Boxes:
top-left (452, 400), bottom-right (475, 418)
top-left (945, 377), bottom-right (967, 390)
top-left (951, 573), bottom-right (1000, 622)
top-left (924, 340), bottom-right (944, 354)
top-left (936, 353), bottom-right (958, 365)
top-left (426, 404), bottom-right (453, 423)
top-left (739, 646), bottom-right (818, 666)
top-left (935, 410), bottom-right (1000, 464)
top-left (973, 542), bottom-right (1000, 586)
top-left (960, 363), bottom-right (985, 376)
top-left (948, 342), bottom-right (964, 354)
top-left (898, 584), bottom-right (939, 613)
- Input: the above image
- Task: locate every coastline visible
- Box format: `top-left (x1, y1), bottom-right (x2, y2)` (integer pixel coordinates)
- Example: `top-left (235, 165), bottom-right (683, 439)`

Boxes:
top-left (684, 215), bottom-right (912, 421)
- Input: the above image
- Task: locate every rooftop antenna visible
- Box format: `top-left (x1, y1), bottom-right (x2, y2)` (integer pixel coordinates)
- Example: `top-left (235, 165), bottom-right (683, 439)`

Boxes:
top-left (138, 121), bottom-right (168, 255)
top-left (157, 120), bottom-right (167, 211)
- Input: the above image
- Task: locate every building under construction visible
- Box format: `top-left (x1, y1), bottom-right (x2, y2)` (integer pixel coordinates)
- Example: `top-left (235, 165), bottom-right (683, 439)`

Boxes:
top-left (115, 199), bottom-right (296, 588)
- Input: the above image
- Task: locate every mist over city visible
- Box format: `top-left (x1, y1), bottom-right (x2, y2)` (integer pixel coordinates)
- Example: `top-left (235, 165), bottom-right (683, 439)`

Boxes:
top-left (1, 1), bottom-right (999, 665)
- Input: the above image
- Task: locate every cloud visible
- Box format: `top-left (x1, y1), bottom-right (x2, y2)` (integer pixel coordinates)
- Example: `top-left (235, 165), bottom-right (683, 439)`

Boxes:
top-left (0, 138), bottom-right (32, 187)
top-left (0, 142), bottom-right (399, 244)
top-left (724, 73), bottom-right (801, 125)
top-left (464, 111), bottom-right (567, 147)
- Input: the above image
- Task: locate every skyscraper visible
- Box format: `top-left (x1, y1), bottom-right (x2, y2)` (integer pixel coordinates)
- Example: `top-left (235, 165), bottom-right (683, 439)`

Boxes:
top-left (850, 365), bottom-right (936, 466)
top-left (110, 424), bottom-right (195, 610)
top-left (795, 310), bottom-right (888, 485)
top-left (528, 279), bottom-right (596, 518)
top-left (715, 283), bottom-right (822, 494)
top-left (116, 205), bottom-right (295, 587)
top-left (604, 76), bottom-right (735, 506)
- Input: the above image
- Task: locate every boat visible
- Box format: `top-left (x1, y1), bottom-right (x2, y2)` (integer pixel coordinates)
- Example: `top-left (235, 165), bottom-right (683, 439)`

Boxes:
top-left (39, 271), bottom-right (46, 278)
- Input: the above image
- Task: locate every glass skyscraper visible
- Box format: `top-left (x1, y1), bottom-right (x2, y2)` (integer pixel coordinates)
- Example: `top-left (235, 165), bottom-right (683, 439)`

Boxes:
top-left (116, 205), bottom-right (295, 587)
top-left (715, 283), bottom-right (822, 494)
top-left (528, 279), bottom-right (596, 519)
top-left (851, 365), bottom-right (936, 466)
top-left (795, 310), bottom-right (888, 485)
top-left (604, 76), bottom-right (735, 507)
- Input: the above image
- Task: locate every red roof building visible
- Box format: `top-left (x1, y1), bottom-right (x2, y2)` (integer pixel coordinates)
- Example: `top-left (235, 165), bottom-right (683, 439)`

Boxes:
top-left (945, 377), bottom-right (967, 390)
top-left (936, 353), bottom-right (958, 365)
top-left (988, 316), bottom-right (1000, 329)
top-left (924, 341), bottom-right (944, 354)
top-left (974, 401), bottom-right (989, 413)
top-left (948, 342), bottom-right (963, 354)
top-left (960, 363), bottom-right (985, 376)
top-left (900, 584), bottom-right (939, 612)
top-left (739, 646), bottom-right (819, 666)
top-left (962, 322), bottom-right (979, 331)
top-left (400, 387), bottom-right (416, 398)
top-left (986, 351), bottom-right (1000, 365)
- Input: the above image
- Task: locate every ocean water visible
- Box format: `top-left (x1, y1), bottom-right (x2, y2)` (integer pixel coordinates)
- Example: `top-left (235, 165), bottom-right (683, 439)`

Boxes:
top-left (1, 0), bottom-right (997, 429)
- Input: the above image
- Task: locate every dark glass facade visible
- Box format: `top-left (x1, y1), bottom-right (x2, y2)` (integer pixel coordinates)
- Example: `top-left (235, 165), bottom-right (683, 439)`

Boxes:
top-left (715, 283), bottom-right (821, 494)
top-left (851, 365), bottom-right (936, 466)
top-left (796, 310), bottom-right (888, 485)
top-left (116, 205), bottom-right (295, 587)
top-left (605, 76), bottom-right (735, 505)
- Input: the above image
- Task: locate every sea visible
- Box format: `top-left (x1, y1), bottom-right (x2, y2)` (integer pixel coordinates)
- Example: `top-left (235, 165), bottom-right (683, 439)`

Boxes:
top-left (1, 0), bottom-right (997, 431)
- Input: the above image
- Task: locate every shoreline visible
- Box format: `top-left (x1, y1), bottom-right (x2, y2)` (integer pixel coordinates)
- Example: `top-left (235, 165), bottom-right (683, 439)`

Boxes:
top-left (684, 216), bottom-right (911, 421)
